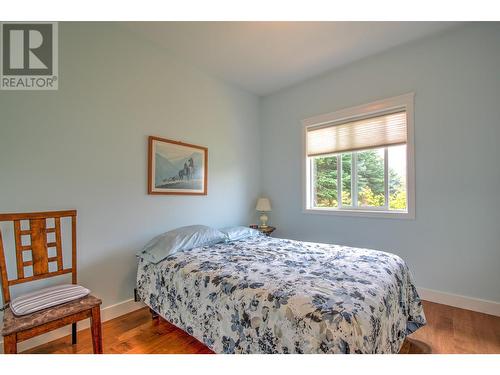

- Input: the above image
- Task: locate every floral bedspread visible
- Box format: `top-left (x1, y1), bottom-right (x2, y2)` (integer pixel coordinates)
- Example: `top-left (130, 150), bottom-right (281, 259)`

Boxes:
top-left (136, 235), bottom-right (426, 353)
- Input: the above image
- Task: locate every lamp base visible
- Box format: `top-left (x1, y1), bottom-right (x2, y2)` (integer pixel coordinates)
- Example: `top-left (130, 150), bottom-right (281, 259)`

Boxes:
top-left (259, 213), bottom-right (269, 228)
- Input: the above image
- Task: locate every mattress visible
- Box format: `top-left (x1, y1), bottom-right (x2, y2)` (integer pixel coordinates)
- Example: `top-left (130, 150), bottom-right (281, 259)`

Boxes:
top-left (136, 235), bottom-right (426, 353)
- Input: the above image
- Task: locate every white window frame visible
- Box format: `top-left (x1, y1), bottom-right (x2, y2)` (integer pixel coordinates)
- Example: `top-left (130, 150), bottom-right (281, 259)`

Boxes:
top-left (302, 93), bottom-right (415, 219)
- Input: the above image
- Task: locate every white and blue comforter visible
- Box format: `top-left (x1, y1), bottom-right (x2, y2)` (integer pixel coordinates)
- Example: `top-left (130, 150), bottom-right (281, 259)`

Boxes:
top-left (136, 235), bottom-right (426, 353)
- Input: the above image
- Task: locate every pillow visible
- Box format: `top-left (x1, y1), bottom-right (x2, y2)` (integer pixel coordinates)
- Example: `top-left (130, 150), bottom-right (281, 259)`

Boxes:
top-left (137, 225), bottom-right (226, 264)
top-left (220, 226), bottom-right (261, 242)
top-left (10, 284), bottom-right (90, 316)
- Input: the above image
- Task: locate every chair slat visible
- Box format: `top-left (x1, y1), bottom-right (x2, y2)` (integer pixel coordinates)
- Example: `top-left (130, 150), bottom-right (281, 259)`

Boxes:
top-left (8, 268), bottom-right (72, 286)
top-left (0, 230), bottom-right (11, 302)
top-left (29, 219), bottom-right (49, 276)
top-left (54, 218), bottom-right (63, 271)
top-left (13, 221), bottom-right (24, 279)
top-left (23, 257), bottom-right (58, 267)
top-left (71, 216), bottom-right (77, 284)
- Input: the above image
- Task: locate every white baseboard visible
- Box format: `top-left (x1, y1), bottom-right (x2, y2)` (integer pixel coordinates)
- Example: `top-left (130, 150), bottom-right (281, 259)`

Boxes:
top-left (0, 298), bottom-right (145, 353)
top-left (418, 287), bottom-right (500, 317)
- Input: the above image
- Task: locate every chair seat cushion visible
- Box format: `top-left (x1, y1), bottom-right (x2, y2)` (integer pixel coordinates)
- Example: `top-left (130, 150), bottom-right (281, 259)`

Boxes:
top-left (2, 294), bottom-right (101, 336)
top-left (10, 284), bottom-right (90, 316)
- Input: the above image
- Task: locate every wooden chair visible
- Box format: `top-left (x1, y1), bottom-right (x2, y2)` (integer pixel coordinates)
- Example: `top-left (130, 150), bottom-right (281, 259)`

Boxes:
top-left (0, 210), bottom-right (103, 354)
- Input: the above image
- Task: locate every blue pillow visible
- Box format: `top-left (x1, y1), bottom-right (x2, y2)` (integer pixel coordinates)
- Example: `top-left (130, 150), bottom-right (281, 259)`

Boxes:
top-left (220, 226), bottom-right (261, 242)
top-left (137, 225), bottom-right (226, 264)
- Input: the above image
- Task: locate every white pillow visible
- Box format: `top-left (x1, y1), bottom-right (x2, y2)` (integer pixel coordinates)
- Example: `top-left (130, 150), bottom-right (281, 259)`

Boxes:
top-left (10, 284), bottom-right (90, 316)
top-left (220, 226), bottom-right (261, 242)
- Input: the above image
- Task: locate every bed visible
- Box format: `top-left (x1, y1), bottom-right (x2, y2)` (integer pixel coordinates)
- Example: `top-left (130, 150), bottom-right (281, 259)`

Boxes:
top-left (136, 234), bottom-right (426, 354)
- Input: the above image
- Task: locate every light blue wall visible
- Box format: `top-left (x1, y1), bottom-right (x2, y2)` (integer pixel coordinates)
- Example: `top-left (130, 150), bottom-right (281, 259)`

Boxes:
top-left (0, 23), bottom-right (261, 310)
top-left (260, 23), bottom-right (500, 303)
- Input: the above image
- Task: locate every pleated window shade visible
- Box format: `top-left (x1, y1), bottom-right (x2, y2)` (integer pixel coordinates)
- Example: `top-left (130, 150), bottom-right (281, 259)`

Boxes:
top-left (307, 110), bottom-right (407, 157)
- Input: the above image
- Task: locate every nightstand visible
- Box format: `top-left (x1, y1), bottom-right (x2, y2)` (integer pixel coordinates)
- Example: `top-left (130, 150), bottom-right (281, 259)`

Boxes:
top-left (250, 225), bottom-right (276, 236)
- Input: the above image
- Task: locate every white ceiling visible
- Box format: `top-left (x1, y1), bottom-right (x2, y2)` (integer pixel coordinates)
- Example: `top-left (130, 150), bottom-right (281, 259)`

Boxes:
top-left (124, 22), bottom-right (461, 96)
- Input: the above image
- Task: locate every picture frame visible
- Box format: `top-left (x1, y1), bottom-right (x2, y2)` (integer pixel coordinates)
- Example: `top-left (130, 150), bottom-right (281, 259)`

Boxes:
top-left (148, 136), bottom-right (208, 195)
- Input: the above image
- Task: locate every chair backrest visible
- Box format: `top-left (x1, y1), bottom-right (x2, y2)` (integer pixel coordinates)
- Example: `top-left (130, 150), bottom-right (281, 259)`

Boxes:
top-left (0, 210), bottom-right (77, 304)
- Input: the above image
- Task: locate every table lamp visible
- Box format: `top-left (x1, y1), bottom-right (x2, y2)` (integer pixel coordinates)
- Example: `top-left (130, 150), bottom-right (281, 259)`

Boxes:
top-left (256, 198), bottom-right (272, 228)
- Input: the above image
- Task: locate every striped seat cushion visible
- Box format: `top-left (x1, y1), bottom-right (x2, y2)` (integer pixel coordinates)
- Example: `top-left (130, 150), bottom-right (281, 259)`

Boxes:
top-left (10, 284), bottom-right (90, 316)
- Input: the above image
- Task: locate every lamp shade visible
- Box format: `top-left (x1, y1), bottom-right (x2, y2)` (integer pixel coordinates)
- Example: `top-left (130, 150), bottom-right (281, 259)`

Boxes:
top-left (256, 198), bottom-right (272, 212)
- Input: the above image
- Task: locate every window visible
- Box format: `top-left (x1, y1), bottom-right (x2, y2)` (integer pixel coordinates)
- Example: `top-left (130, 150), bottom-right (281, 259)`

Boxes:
top-left (303, 93), bottom-right (415, 218)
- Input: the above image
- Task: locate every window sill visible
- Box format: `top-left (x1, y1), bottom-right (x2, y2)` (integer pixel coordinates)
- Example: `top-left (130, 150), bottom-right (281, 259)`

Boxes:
top-left (303, 207), bottom-right (414, 219)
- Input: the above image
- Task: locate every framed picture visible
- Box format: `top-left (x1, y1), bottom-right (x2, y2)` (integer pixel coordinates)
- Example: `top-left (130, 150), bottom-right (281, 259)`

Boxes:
top-left (148, 136), bottom-right (208, 195)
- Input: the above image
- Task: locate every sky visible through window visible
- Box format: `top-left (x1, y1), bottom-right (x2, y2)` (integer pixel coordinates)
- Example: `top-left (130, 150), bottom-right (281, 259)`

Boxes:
top-left (389, 145), bottom-right (406, 182)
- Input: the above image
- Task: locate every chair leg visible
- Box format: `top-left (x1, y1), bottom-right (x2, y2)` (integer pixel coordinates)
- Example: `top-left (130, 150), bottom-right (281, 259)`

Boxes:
top-left (90, 306), bottom-right (103, 354)
top-left (3, 334), bottom-right (17, 354)
top-left (72, 322), bottom-right (77, 345)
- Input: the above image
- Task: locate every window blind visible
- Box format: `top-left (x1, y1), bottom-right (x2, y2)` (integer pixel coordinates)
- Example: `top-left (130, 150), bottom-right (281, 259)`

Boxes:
top-left (306, 110), bottom-right (407, 157)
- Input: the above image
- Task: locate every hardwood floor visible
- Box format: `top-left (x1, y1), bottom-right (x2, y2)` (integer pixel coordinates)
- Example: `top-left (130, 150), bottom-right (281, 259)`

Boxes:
top-left (400, 301), bottom-right (500, 354)
top-left (25, 307), bottom-right (212, 354)
top-left (24, 300), bottom-right (500, 354)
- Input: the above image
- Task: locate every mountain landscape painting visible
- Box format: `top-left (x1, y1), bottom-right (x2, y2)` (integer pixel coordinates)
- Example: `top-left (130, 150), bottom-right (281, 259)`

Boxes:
top-left (148, 136), bottom-right (207, 195)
